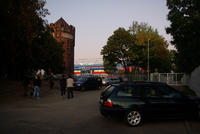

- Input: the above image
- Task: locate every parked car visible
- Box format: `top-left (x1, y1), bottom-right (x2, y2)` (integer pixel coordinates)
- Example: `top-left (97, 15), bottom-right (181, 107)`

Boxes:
top-left (73, 76), bottom-right (81, 82)
top-left (102, 77), bottom-right (120, 86)
top-left (75, 76), bottom-right (102, 90)
top-left (99, 82), bottom-right (200, 126)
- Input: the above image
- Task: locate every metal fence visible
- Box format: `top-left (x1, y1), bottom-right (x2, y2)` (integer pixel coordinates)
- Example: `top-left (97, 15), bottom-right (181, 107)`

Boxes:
top-left (115, 73), bottom-right (186, 86)
top-left (150, 73), bottom-right (187, 85)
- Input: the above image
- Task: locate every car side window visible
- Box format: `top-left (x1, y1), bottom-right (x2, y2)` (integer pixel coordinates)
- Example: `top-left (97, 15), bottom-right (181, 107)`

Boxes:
top-left (116, 86), bottom-right (140, 97)
top-left (131, 87), bottom-right (141, 97)
top-left (157, 85), bottom-right (182, 99)
top-left (143, 86), bottom-right (160, 98)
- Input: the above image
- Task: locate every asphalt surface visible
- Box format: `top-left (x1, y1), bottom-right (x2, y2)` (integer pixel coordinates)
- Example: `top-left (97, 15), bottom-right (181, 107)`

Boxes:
top-left (0, 84), bottom-right (200, 134)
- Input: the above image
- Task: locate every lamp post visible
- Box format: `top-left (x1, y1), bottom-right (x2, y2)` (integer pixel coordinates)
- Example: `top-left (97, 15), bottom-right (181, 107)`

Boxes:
top-left (147, 39), bottom-right (150, 81)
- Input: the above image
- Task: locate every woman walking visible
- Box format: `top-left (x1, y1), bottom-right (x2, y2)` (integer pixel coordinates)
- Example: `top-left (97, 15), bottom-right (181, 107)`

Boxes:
top-left (66, 75), bottom-right (74, 99)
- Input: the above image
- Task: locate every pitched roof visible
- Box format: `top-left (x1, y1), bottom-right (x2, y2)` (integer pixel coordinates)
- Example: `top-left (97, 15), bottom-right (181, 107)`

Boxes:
top-left (55, 17), bottom-right (69, 26)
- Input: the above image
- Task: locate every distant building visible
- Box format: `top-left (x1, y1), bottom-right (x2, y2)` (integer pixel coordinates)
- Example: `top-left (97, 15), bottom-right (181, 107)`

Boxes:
top-left (50, 18), bottom-right (75, 75)
top-left (74, 64), bottom-right (107, 76)
top-left (74, 64), bottom-right (146, 77)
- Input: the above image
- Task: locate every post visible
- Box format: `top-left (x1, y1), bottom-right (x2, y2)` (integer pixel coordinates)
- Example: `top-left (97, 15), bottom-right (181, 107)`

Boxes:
top-left (167, 73), bottom-right (169, 84)
top-left (147, 39), bottom-right (150, 81)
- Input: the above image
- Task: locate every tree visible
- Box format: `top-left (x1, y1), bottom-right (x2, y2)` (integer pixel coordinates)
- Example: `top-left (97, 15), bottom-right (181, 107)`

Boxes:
top-left (102, 58), bottom-right (116, 75)
top-left (166, 0), bottom-right (200, 73)
top-left (31, 27), bottom-right (65, 73)
top-left (169, 50), bottom-right (176, 72)
top-left (0, 0), bottom-right (64, 79)
top-left (101, 22), bottom-right (172, 75)
top-left (101, 28), bottom-right (135, 74)
top-left (129, 21), bottom-right (172, 73)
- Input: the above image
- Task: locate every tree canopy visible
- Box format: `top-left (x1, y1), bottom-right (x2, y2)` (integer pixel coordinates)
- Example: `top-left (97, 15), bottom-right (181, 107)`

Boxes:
top-left (129, 21), bottom-right (172, 73)
top-left (101, 28), bottom-right (135, 74)
top-left (166, 0), bottom-right (200, 73)
top-left (101, 21), bottom-right (172, 74)
top-left (0, 0), bottom-right (65, 79)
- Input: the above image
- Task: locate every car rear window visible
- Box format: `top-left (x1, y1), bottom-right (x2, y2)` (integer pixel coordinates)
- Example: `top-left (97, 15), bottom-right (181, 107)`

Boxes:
top-left (102, 85), bottom-right (116, 96)
top-left (77, 77), bottom-right (88, 82)
top-left (157, 85), bottom-right (182, 98)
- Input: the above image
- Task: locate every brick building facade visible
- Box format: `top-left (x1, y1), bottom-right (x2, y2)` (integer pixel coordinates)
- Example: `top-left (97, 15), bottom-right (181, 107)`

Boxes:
top-left (50, 18), bottom-right (75, 75)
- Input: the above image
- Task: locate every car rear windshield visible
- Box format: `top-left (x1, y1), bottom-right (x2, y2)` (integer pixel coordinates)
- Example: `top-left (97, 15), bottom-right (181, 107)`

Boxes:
top-left (77, 77), bottom-right (88, 82)
top-left (102, 85), bottom-right (116, 97)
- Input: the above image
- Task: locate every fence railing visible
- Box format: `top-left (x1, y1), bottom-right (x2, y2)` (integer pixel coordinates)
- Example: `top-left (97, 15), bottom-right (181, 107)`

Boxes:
top-left (150, 73), bottom-right (187, 85)
top-left (115, 73), bottom-right (186, 85)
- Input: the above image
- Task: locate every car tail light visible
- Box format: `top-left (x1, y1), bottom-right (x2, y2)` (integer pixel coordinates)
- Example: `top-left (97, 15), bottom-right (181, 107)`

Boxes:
top-left (104, 99), bottom-right (113, 107)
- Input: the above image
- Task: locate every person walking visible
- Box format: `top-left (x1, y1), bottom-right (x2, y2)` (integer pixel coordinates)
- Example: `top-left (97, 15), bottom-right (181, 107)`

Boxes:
top-left (66, 75), bottom-right (74, 99)
top-left (33, 75), bottom-right (42, 99)
top-left (60, 74), bottom-right (66, 97)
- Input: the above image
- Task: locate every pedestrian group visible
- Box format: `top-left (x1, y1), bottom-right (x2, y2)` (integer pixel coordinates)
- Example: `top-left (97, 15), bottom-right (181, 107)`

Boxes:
top-left (60, 74), bottom-right (74, 99)
top-left (23, 72), bottom-right (75, 100)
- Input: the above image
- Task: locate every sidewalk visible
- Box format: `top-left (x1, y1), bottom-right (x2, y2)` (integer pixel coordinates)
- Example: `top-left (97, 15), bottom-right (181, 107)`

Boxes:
top-left (0, 80), bottom-right (80, 105)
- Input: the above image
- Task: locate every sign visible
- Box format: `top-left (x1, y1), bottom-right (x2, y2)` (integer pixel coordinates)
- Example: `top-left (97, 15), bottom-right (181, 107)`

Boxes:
top-left (61, 33), bottom-right (73, 39)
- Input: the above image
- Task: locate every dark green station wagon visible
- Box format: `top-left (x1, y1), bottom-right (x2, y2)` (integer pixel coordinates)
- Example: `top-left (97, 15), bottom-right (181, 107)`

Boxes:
top-left (99, 82), bottom-right (200, 126)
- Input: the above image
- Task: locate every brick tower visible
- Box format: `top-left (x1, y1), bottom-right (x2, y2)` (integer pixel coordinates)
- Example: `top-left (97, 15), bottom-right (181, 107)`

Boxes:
top-left (50, 18), bottom-right (75, 75)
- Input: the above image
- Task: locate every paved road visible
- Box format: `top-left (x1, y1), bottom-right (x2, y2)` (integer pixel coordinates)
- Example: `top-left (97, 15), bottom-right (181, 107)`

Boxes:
top-left (0, 86), bottom-right (200, 134)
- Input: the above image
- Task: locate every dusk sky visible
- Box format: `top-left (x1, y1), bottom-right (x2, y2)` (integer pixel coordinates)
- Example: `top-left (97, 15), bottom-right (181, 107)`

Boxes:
top-left (45, 0), bottom-right (172, 64)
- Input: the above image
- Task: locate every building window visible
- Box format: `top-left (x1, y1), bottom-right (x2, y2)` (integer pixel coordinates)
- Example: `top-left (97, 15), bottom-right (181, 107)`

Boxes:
top-left (56, 27), bottom-right (59, 31)
top-left (64, 28), bottom-right (67, 32)
top-left (67, 40), bottom-right (70, 54)
top-left (61, 27), bottom-right (64, 31)
top-left (67, 40), bottom-right (70, 46)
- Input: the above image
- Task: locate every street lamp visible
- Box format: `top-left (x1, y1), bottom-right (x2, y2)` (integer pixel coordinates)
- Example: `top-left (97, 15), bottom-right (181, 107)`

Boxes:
top-left (147, 39), bottom-right (150, 81)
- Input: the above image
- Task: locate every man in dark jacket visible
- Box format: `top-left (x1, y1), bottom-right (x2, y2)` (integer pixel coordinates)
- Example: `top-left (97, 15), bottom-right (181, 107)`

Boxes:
top-left (49, 73), bottom-right (55, 89)
top-left (60, 74), bottom-right (66, 97)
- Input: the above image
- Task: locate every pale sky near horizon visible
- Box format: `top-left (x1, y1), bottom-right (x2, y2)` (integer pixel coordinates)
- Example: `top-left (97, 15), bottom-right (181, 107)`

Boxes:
top-left (44, 0), bottom-right (173, 65)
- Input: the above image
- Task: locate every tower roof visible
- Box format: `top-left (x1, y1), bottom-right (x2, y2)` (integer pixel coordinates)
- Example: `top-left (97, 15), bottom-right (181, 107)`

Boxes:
top-left (55, 17), bottom-right (69, 26)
